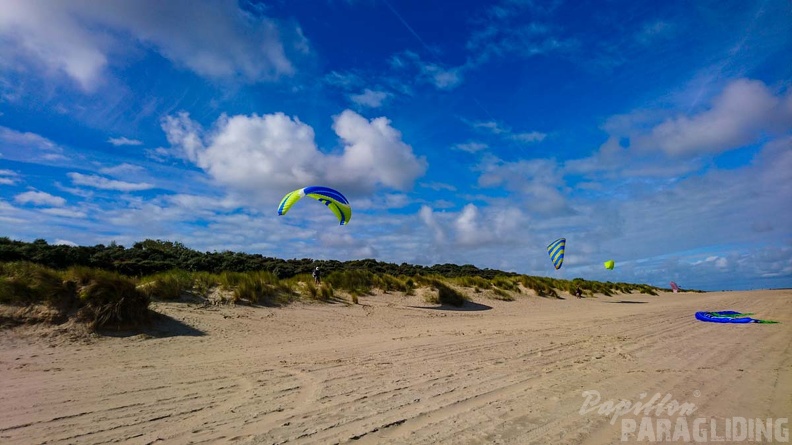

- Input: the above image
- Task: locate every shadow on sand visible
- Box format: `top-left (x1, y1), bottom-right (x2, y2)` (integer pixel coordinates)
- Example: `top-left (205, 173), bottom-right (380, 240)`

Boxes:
top-left (603, 300), bottom-right (649, 304)
top-left (407, 301), bottom-right (493, 312)
top-left (99, 310), bottom-right (206, 338)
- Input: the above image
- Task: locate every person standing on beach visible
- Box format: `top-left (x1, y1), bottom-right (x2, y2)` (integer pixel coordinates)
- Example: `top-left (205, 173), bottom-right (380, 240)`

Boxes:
top-left (313, 266), bottom-right (321, 285)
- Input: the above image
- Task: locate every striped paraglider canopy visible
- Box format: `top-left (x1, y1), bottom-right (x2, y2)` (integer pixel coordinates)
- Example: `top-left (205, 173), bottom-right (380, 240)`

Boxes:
top-left (277, 186), bottom-right (352, 225)
top-left (547, 238), bottom-right (566, 270)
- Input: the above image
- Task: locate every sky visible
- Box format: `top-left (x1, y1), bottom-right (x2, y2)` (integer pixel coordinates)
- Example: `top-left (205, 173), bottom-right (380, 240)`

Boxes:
top-left (0, 0), bottom-right (790, 291)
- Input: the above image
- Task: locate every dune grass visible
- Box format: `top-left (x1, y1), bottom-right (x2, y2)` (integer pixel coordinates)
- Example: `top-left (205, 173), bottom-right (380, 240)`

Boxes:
top-left (1, 260), bottom-right (670, 330)
top-left (1, 262), bottom-right (150, 329)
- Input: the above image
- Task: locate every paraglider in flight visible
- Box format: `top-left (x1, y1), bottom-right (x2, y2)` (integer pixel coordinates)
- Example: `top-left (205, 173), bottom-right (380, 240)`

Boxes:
top-left (277, 186), bottom-right (352, 225)
top-left (547, 238), bottom-right (566, 270)
top-left (603, 260), bottom-right (615, 270)
top-left (670, 281), bottom-right (679, 293)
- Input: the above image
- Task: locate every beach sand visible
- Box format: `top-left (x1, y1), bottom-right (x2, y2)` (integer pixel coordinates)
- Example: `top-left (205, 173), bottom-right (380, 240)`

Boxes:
top-left (1, 289), bottom-right (790, 444)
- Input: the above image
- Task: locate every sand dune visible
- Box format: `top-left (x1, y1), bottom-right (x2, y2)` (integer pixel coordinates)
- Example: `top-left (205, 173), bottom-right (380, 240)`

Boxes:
top-left (1, 289), bottom-right (790, 444)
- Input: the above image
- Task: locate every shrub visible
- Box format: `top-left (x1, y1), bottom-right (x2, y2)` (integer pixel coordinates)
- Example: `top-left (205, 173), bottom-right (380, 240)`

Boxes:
top-left (65, 267), bottom-right (150, 329)
top-left (424, 281), bottom-right (466, 307)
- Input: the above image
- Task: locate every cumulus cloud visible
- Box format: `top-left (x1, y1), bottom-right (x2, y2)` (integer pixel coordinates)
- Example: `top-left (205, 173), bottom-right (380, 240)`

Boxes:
top-left (68, 172), bottom-right (154, 191)
top-left (419, 205), bottom-right (446, 243)
top-left (108, 137), bottom-right (143, 146)
top-left (162, 109), bottom-right (427, 198)
top-left (331, 110), bottom-right (427, 190)
top-left (0, 0), bottom-right (301, 90)
top-left (418, 202), bottom-right (528, 250)
top-left (15, 191), bottom-right (67, 207)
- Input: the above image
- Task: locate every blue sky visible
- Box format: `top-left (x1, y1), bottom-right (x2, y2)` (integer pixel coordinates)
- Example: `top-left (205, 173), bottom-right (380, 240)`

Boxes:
top-left (0, 0), bottom-right (790, 291)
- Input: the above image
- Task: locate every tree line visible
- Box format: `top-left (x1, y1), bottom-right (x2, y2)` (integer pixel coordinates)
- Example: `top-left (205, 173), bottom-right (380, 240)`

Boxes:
top-left (0, 237), bottom-right (509, 280)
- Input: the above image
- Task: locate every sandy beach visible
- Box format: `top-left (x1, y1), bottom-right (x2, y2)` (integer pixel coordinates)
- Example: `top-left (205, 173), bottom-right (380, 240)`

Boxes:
top-left (1, 289), bottom-right (790, 444)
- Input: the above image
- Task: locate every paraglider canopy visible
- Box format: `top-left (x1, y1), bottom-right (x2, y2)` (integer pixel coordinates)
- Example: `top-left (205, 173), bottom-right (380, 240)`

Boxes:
top-left (603, 260), bottom-right (615, 270)
top-left (670, 281), bottom-right (679, 293)
top-left (277, 186), bottom-right (352, 225)
top-left (546, 238), bottom-right (566, 270)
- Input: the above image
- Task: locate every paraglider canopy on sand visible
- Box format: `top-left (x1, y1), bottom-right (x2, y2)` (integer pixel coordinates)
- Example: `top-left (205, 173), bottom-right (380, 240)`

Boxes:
top-left (277, 186), bottom-right (352, 225)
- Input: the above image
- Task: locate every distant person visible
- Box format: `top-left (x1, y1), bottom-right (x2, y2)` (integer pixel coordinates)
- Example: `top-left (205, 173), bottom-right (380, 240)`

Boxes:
top-left (313, 266), bottom-right (321, 285)
top-left (575, 287), bottom-right (583, 298)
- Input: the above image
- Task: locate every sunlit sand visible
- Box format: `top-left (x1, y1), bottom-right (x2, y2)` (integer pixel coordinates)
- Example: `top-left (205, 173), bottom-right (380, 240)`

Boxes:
top-left (2, 289), bottom-right (790, 444)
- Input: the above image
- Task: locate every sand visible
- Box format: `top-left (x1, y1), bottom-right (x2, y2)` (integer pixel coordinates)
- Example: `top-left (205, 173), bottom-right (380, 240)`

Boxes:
top-left (1, 289), bottom-right (790, 444)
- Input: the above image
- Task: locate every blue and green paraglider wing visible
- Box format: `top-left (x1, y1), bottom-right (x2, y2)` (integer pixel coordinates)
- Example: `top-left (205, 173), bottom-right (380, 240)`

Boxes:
top-left (277, 186), bottom-right (352, 225)
top-left (547, 238), bottom-right (566, 270)
top-left (695, 311), bottom-right (778, 324)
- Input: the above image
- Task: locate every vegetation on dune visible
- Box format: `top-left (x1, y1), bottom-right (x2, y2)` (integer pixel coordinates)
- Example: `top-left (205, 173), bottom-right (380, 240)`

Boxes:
top-left (0, 237), bottom-right (684, 330)
top-left (1, 262), bottom-right (149, 329)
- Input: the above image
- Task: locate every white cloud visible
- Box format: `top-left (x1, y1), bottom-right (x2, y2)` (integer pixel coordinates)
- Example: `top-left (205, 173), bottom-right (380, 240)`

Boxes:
top-left (41, 207), bottom-right (87, 218)
top-left (15, 191), bottom-right (67, 207)
top-left (108, 137), bottom-right (143, 146)
top-left (454, 142), bottom-right (488, 153)
top-left (419, 205), bottom-right (446, 243)
top-left (0, 169), bottom-right (19, 185)
top-left (417, 202), bottom-right (528, 250)
top-left (468, 120), bottom-right (546, 144)
top-left (421, 63), bottom-right (463, 90)
top-left (421, 181), bottom-right (457, 191)
top-left (54, 239), bottom-right (78, 246)
top-left (0, 126), bottom-right (70, 164)
top-left (0, 0), bottom-right (301, 90)
top-left (350, 89), bottom-right (391, 108)
top-left (632, 79), bottom-right (792, 156)
top-left (477, 157), bottom-right (570, 214)
top-left (163, 109), bottom-right (427, 199)
top-left (332, 110), bottom-right (427, 190)
top-left (454, 204), bottom-right (494, 246)
top-left (472, 120), bottom-right (508, 134)
top-left (390, 51), bottom-right (465, 90)
top-left (511, 131), bottom-right (547, 143)
top-left (68, 172), bottom-right (154, 191)
top-left (0, 126), bottom-right (60, 151)
top-left (567, 78), bottom-right (792, 178)
top-left (99, 163), bottom-right (146, 176)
